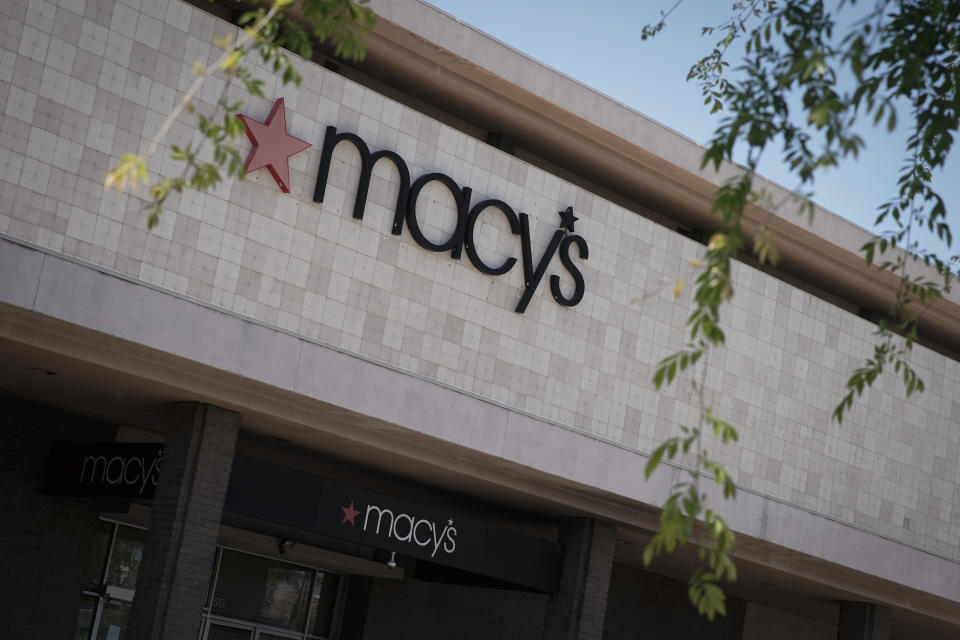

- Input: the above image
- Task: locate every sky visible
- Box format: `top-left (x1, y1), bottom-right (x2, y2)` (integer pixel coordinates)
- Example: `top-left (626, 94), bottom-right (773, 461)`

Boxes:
top-left (424, 0), bottom-right (958, 259)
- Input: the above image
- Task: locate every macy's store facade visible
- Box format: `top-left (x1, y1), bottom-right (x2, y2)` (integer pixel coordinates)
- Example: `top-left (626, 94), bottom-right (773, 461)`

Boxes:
top-left (3, 0), bottom-right (960, 639)
top-left (36, 435), bottom-right (562, 640)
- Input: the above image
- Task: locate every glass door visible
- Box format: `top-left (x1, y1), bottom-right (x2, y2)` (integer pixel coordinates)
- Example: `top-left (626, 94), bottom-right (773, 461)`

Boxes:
top-left (75, 520), bottom-right (147, 640)
top-left (201, 547), bottom-right (344, 640)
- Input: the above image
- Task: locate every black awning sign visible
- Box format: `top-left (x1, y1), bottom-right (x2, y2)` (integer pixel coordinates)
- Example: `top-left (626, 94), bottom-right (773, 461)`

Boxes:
top-left (44, 441), bottom-right (164, 499)
top-left (225, 456), bottom-right (561, 593)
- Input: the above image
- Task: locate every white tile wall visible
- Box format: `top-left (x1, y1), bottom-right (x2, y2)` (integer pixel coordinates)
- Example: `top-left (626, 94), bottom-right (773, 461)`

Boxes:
top-left (2, 0), bottom-right (960, 559)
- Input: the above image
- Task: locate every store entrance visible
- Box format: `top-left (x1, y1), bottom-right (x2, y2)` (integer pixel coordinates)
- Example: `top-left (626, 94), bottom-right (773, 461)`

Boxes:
top-left (201, 548), bottom-right (344, 640)
top-left (75, 519), bottom-right (345, 640)
top-left (76, 520), bottom-right (146, 640)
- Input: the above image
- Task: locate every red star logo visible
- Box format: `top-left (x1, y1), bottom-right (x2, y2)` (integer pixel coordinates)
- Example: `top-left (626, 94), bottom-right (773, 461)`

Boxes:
top-left (237, 97), bottom-right (311, 193)
top-left (341, 501), bottom-right (361, 526)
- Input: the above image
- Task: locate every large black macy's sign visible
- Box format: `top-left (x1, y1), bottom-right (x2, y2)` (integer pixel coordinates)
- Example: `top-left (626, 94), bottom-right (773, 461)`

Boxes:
top-left (313, 126), bottom-right (588, 313)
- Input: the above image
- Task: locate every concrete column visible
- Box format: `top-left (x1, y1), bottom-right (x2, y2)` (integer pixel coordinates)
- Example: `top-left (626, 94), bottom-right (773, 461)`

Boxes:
top-left (837, 601), bottom-right (892, 640)
top-left (128, 403), bottom-right (240, 640)
top-left (542, 517), bottom-right (617, 640)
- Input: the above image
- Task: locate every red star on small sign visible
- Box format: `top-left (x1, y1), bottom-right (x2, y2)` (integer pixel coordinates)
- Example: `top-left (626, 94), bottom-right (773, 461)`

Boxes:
top-left (237, 97), bottom-right (311, 193)
top-left (341, 501), bottom-right (361, 526)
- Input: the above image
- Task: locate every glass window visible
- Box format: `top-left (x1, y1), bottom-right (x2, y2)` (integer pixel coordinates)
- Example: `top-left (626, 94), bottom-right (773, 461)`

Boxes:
top-left (105, 525), bottom-right (147, 591)
top-left (95, 601), bottom-right (131, 640)
top-left (210, 550), bottom-right (311, 632)
top-left (205, 622), bottom-right (253, 640)
top-left (307, 573), bottom-right (340, 638)
top-left (74, 595), bottom-right (98, 640)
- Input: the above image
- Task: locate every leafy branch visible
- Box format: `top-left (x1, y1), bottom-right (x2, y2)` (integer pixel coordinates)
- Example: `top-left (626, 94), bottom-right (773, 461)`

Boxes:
top-left (640, 0), bottom-right (960, 618)
top-left (835, 0), bottom-right (960, 420)
top-left (640, 0), bottom-right (682, 42)
top-left (642, 398), bottom-right (739, 619)
top-left (642, 168), bottom-right (773, 618)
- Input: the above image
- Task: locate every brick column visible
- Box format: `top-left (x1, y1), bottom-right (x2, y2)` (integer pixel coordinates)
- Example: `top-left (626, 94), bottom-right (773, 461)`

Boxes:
top-left (128, 403), bottom-right (240, 640)
top-left (837, 601), bottom-right (892, 640)
top-left (542, 518), bottom-right (616, 640)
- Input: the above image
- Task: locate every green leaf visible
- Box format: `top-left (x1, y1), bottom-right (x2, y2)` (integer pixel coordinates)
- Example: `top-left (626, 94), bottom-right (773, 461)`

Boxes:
top-left (645, 442), bottom-right (669, 479)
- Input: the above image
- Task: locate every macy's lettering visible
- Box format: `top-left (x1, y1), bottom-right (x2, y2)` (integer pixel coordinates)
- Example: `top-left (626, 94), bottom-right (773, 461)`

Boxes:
top-left (364, 504), bottom-right (457, 557)
top-left (313, 126), bottom-right (588, 313)
top-left (79, 450), bottom-right (162, 496)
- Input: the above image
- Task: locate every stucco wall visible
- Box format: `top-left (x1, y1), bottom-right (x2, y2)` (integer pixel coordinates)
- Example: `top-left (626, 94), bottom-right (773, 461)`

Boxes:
top-left (1, 0), bottom-right (958, 561)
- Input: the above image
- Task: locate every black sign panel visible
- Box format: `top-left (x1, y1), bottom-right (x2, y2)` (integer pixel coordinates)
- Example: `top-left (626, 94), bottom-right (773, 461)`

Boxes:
top-left (224, 456), bottom-right (561, 593)
top-left (44, 441), bottom-right (164, 499)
